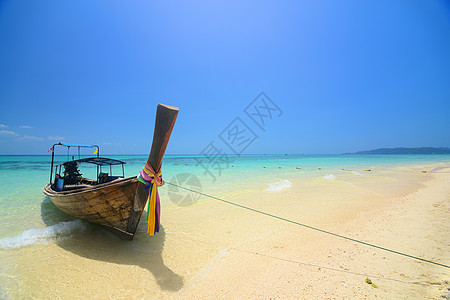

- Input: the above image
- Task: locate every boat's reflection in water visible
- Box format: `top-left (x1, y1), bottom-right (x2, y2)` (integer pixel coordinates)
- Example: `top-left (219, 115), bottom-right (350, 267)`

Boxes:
top-left (40, 197), bottom-right (184, 291)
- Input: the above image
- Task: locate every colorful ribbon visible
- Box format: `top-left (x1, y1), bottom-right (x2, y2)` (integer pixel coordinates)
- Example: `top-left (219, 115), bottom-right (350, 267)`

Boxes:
top-left (137, 162), bottom-right (163, 235)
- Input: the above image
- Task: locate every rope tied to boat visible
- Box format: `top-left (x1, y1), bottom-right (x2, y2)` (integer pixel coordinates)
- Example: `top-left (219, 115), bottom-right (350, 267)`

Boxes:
top-left (138, 162), bottom-right (163, 235)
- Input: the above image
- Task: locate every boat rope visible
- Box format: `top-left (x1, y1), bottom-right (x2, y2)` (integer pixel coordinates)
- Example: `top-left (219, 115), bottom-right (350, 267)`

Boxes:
top-left (230, 248), bottom-right (432, 287)
top-left (138, 162), bottom-right (163, 235)
top-left (165, 181), bottom-right (450, 269)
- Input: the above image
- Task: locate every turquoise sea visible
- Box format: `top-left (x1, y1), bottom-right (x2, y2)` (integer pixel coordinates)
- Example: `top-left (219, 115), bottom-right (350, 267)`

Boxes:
top-left (0, 154), bottom-right (449, 297)
top-left (1, 153), bottom-right (449, 241)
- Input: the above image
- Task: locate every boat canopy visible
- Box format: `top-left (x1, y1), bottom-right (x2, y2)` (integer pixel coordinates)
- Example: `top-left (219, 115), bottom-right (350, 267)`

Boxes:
top-left (47, 142), bottom-right (121, 184)
top-left (64, 157), bottom-right (126, 166)
top-left (58, 143), bottom-right (97, 148)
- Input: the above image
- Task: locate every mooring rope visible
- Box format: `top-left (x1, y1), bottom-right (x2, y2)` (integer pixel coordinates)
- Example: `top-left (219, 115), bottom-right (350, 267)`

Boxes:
top-left (165, 181), bottom-right (449, 269)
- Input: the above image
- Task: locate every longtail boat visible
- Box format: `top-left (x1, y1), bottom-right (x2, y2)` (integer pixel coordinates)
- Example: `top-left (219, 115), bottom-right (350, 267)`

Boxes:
top-left (43, 104), bottom-right (179, 240)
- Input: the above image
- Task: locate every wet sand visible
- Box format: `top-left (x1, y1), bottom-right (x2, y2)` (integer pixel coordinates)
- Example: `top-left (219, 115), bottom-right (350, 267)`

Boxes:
top-left (6, 165), bottom-right (450, 299)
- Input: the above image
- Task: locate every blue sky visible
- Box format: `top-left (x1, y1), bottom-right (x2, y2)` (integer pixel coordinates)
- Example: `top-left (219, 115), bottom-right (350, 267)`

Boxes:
top-left (1, 0), bottom-right (449, 155)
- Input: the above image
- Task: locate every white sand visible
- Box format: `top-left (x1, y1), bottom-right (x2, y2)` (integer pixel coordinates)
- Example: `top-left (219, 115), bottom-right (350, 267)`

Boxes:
top-left (178, 172), bottom-right (450, 299)
top-left (7, 166), bottom-right (450, 299)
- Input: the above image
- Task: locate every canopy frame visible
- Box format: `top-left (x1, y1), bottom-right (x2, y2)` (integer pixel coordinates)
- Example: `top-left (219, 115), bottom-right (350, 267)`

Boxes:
top-left (49, 142), bottom-right (106, 185)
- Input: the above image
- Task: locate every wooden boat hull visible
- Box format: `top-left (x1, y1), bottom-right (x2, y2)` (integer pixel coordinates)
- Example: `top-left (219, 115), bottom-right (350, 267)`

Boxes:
top-left (43, 177), bottom-right (149, 240)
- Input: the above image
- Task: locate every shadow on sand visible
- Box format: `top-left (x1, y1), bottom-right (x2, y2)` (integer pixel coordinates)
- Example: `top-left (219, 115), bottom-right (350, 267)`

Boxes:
top-left (40, 196), bottom-right (184, 291)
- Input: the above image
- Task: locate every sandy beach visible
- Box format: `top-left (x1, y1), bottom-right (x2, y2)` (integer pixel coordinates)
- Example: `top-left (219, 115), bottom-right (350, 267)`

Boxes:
top-left (2, 163), bottom-right (449, 299)
top-left (177, 170), bottom-right (450, 299)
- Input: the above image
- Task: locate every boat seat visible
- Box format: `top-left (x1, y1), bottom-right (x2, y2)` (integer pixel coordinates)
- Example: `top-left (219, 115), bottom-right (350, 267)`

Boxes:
top-left (98, 172), bottom-right (109, 184)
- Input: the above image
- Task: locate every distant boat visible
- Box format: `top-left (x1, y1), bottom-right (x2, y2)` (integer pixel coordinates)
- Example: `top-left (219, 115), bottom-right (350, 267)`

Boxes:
top-left (43, 104), bottom-right (179, 240)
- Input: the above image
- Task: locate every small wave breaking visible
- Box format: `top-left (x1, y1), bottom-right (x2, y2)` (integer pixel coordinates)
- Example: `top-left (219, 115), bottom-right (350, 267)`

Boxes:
top-left (352, 171), bottom-right (363, 176)
top-left (266, 179), bottom-right (292, 192)
top-left (324, 174), bottom-right (336, 179)
top-left (0, 220), bottom-right (86, 249)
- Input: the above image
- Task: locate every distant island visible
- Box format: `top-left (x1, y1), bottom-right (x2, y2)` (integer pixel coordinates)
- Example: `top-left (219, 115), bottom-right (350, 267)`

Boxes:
top-left (348, 147), bottom-right (450, 155)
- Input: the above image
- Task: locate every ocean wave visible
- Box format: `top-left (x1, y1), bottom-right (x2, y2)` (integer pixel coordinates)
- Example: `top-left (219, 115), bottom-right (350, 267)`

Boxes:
top-left (0, 220), bottom-right (86, 249)
top-left (266, 179), bottom-right (292, 192)
top-left (324, 174), bottom-right (336, 179)
top-left (352, 171), bottom-right (363, 176)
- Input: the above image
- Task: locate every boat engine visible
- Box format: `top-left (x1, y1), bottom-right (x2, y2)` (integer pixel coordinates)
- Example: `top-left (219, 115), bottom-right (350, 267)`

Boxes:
top-left (63, 161), bottom-right (82, 185)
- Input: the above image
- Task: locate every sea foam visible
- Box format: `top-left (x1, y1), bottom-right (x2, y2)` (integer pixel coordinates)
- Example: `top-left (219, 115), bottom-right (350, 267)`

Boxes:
top-left (0, 220), bottom-right (86, 249)
top-left (352, 171), bottom-right (363, 176)
top-left (266, 179), bottom-right (292, 192)
top-left (324, 174), bottom-right (336, 179)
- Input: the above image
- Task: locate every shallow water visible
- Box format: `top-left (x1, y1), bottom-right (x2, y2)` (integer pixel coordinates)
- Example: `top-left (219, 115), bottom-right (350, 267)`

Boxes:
top-left (0, 154), bottom-right (449, 297)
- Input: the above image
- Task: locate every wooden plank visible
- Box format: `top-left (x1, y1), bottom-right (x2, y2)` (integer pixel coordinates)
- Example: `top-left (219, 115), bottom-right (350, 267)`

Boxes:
top-left (126, 104), bottom-right (179, 237)
top-left (148, 104), bottom-right (179, 172)
top-left (125, 182), bottom-right (150, 235)
top-left (44, 178), bottom-right (139, 230)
